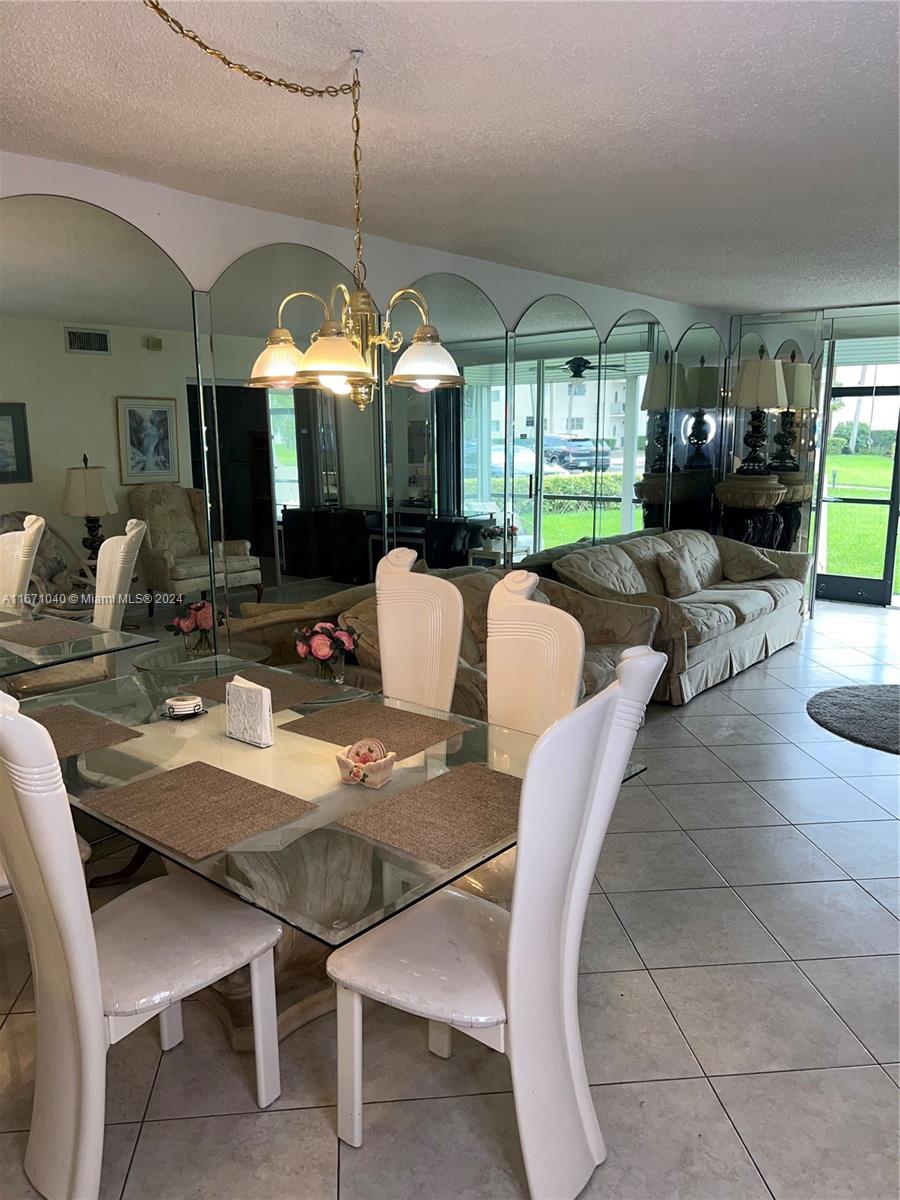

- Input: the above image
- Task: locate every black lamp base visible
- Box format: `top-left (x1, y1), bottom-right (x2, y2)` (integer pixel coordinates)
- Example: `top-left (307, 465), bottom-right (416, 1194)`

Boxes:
top-left (81, 516), bottom-right (105, 561)
top-left (736, 405), bottom-right (771, 475)
top-left (768, 407), bottom-right (800, 472)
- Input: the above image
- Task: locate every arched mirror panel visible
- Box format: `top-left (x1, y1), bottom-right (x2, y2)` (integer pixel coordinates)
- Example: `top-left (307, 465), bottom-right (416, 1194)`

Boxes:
top-left (512, 295), bottom-right (602, 558)
top-left (206, 244), bottom-right (384, 613)
top-left (671, 322), bottom-right (727, 531)
top-left (383, 273), bottom-right (506, 570)
top-left (604, 309), bottom-right (672, 535)
top-left (0, 194), bottom-right (207, 646)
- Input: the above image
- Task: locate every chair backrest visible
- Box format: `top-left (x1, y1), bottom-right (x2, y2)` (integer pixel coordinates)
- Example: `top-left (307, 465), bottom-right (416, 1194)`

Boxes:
top-left (506, 645), bottom-right (666, 1094)
top-left (0, 514), bottom-right (45, 610)
top-left (375, 548), bottom-right (464, 711)
top-left (486, 570), bottom-right (585, 736)
top-left (0, 692), bottom-right (106, 1190)
top-left (91, 519), bottom-right (146, 676)
top-left (128, 484), bottom-right (202, 561)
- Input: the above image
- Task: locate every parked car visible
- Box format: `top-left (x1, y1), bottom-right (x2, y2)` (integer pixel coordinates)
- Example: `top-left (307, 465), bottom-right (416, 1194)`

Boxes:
top-left (543, 435), bottom-right (610, 471)
top-left (490, 445), bottom-right (567, 477)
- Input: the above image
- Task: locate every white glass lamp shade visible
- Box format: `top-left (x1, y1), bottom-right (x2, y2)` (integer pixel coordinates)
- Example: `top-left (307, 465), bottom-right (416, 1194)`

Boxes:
top-left (732, 356), bottom-right (787, 411)
top-left (686, 364), bottom-right (722, 409)
top-left (62, 466), bottom-right (118, 517)
top-left (246, 328), bottom-right (307, 387)
top-left (297, 321), bottom-right (373, 392)
top-left (387, 326), bottom-right (463, 389)
top-left (780, 360), bottom-right (814, 410)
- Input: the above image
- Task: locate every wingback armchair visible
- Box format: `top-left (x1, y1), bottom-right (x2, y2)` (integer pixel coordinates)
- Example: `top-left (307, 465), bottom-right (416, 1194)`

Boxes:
top-left (128, 483), bottom-right (263, 614)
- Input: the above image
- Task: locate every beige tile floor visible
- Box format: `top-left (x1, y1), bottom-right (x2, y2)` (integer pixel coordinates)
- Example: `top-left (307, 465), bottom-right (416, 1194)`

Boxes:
top-left (1, 600), bottom-right (898, 1199)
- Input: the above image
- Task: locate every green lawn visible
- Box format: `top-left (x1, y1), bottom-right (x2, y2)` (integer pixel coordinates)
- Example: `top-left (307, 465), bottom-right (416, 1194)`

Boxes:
top-left (824, 453), bottom-right (894, 499)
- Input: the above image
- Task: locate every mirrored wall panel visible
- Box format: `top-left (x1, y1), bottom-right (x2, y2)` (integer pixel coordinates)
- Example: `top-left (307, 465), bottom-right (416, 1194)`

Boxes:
top-left (0, 194), bottom-right (208, 634)
top-left (513, 297), bottom-right (602, 558)
top-left (671, 322), bottom-right (726, 531)
top-left (384, 274), bottom-right (506, 569)
top-left (605, 309), bottom-right (672, 534)
top-left (207, 244), bottom-right (384, 608)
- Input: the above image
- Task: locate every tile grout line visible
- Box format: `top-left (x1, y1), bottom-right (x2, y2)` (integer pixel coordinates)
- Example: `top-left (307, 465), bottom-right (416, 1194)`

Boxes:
top-left (116, 1043), bottom-right (164, 1200)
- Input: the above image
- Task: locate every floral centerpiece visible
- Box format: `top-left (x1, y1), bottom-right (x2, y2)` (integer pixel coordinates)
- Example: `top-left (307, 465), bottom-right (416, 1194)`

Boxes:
top-left (295, 621), bottom-right (358, 682)
top-left (480, 523), bottom-right (504, 549)
top-left (165, 599), bottom-right (222, 657)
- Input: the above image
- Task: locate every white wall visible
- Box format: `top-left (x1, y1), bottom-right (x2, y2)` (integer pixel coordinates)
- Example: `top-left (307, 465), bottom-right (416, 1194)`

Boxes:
top-left (0, 315), bottom-right (198, 549)
top-left (0, 153), bottom-right (728, 348)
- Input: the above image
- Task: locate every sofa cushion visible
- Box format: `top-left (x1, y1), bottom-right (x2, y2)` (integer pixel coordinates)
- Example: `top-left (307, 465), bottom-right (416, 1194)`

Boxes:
top-left (583, 644), bottom-right (631, 696)
top-left (688, 586), bottom-right (775, 626)
top-left (659, 530), bottom-right (725, 588)
top-left (554, 545), bottom-right (648, 596)
top-left (680, 601), bottom-right (737, 646)
top-left (709, 577), bottom-right (803, 610)
top-left (658, 548), bottom-right (702, 599)
top-left (720, 542), bottom-right (778, 583)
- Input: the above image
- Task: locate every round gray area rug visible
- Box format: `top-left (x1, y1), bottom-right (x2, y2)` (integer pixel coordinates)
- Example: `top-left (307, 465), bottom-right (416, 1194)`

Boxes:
top-left (807, 685), bottom-right (899, 755)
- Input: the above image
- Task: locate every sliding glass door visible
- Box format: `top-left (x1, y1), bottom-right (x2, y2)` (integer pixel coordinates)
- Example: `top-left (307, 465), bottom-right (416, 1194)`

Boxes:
top-left (814, 339), bottom-right (900, 605)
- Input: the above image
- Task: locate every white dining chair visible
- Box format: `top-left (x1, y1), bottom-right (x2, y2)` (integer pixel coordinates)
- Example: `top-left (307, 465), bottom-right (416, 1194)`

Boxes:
top-left (6, 518), bottom-right (146, 698)
top-left (326, 644), bottom-right (666, 1200)
top-left (487, 568), bottom-right (585, 737)
top-left (0, 514), bottom-right (44, 612)
top-left (0, 691), bottom-right (284, 1200)
top-left (375, 547), bottom-right (464, 711)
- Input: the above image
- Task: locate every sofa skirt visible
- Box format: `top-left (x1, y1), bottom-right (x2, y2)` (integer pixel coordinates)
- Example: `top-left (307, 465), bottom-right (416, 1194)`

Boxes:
top-left (671, 607), bottom-right (803, 705)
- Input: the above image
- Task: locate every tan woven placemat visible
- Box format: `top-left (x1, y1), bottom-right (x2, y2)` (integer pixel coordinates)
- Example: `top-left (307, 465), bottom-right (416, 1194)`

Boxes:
top-left (87, 761), bottom-right (318, 861)
top-left (193, 667), bottom-right (344, 712)
top-left (282, 699), bottom-right (471, 760)
top-left (338, 762), bottom-right (520, 869)
top-left (31, 705), bottom-right (143, 760)
top-left (0, 617), bottom-right (104, 647)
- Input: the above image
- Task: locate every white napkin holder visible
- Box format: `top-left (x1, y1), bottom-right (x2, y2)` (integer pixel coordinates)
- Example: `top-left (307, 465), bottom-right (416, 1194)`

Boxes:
top-left (225, 675), bottom-right (274, 748)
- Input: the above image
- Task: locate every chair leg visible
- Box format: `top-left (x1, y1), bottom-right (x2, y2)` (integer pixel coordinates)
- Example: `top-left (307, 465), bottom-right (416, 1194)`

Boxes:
top-left (249, 949), bottom-right (281, 1108)
top-left (254, 582), bottom-right (265, 603)
top-left (427, 1020), bottom-right (452, 1059)
top-left (159, 1001), bottom-right (184, 1050)
top-left (336, 985), bottom-right (363, 1147)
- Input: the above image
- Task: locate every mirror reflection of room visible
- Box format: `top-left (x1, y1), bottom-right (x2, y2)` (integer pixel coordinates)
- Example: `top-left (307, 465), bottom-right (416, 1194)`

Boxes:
top-left (0, 195), bottom-right (210, 657)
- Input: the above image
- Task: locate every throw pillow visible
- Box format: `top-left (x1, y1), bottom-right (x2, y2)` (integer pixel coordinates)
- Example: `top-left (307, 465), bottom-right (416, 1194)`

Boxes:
top-left (657, 549), bottom-right (702, 599)
top-left (723, 544), bottom-right (778, 582)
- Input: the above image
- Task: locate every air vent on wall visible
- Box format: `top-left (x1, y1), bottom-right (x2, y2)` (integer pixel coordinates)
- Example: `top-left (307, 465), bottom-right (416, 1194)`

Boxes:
top-left (64, 327), bottom-right (111, 355)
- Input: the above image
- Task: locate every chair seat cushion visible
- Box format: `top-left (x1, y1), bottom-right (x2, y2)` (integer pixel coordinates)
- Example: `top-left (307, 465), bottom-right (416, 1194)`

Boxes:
top-left (327, 886), bottom-right (508, 1028)
top-left (94, 873), bottom-right (281, 1017)
top-left (169, 553), bottom-right (260, 582)
top-left (7, 660), bottom-right (107, 696)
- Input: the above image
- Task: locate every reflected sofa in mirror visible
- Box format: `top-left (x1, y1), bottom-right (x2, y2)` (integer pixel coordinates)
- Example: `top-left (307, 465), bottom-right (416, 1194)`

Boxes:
top-left (383, 273), bottom-right (505, 569)
top-left (512, 296), bottom-right (602, 563)
top-left (604, 309), bottom-right (674, 532)
top-left (0, 194), bottom-right (211, 638)
top-left (670, 322), bottom-right (727, 531)
top-left (207, 243), bottom-right (384, 616)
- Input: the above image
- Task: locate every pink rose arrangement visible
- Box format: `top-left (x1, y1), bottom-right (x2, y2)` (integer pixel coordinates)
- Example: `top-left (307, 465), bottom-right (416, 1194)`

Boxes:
top-left (165, 600), bottom-right (222, 656)
top-left (294, 621), bottom-right (358, 681)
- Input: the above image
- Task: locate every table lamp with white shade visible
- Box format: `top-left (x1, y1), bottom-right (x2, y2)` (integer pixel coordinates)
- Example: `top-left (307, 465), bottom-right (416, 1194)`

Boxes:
top-left (731, 346), bottom-right (787, 476)
top-left (641, 351), bottom-right (689, 472)
top-left (62, 455), bottom-right (118, 559)
top-left (769, 351), bottom-right (814, 471)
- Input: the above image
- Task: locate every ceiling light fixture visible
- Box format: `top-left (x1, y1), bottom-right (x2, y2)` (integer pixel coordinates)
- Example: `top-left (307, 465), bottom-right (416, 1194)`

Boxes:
top-left (145, 0), bottom-right (463, 410)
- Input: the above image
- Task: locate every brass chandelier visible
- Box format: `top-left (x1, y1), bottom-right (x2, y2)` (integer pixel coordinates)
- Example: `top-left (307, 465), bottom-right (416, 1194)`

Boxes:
top-left (145, 0), bottom-right (463, 410)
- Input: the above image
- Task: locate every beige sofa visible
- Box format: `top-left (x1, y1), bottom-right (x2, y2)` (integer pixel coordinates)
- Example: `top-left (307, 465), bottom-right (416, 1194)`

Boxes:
top-left (552, 529), bottom-right (811, 705)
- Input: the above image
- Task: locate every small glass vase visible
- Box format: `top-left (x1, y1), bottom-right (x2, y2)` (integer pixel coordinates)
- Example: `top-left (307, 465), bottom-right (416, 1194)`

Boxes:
top-left (186, 629), bottom-right (214, 658)
top-left (316, 650), bottom-right (345, 684)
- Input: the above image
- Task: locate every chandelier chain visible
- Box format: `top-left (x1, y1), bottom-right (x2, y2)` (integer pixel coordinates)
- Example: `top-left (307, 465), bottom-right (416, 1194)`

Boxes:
top-left (351, 68), bottom-right (365, 289)
top-left (142, 0), bottom-right (355, 98)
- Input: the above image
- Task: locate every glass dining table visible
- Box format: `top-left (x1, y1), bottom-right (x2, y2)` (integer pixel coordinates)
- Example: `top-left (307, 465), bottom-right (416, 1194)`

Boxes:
top-left (22, 656), bottom-right (644, 949)
top-left (0, 611), bottom-right (157, 677)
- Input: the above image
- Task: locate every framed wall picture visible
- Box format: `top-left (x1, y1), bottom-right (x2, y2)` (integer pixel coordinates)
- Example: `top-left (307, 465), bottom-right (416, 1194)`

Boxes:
top-left (0, 403), bottom-right (33, 484)
top-left (117, 396), bottom-right (180, 484)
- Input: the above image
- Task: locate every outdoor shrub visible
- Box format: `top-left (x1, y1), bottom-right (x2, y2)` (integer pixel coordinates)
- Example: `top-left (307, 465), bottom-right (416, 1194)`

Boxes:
top-left (826, 437), bottom-right (848, 453)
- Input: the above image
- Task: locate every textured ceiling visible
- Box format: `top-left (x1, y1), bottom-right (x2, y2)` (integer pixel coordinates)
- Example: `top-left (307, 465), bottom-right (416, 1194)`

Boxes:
top-left (1, 1), bottom-right (897, 313)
